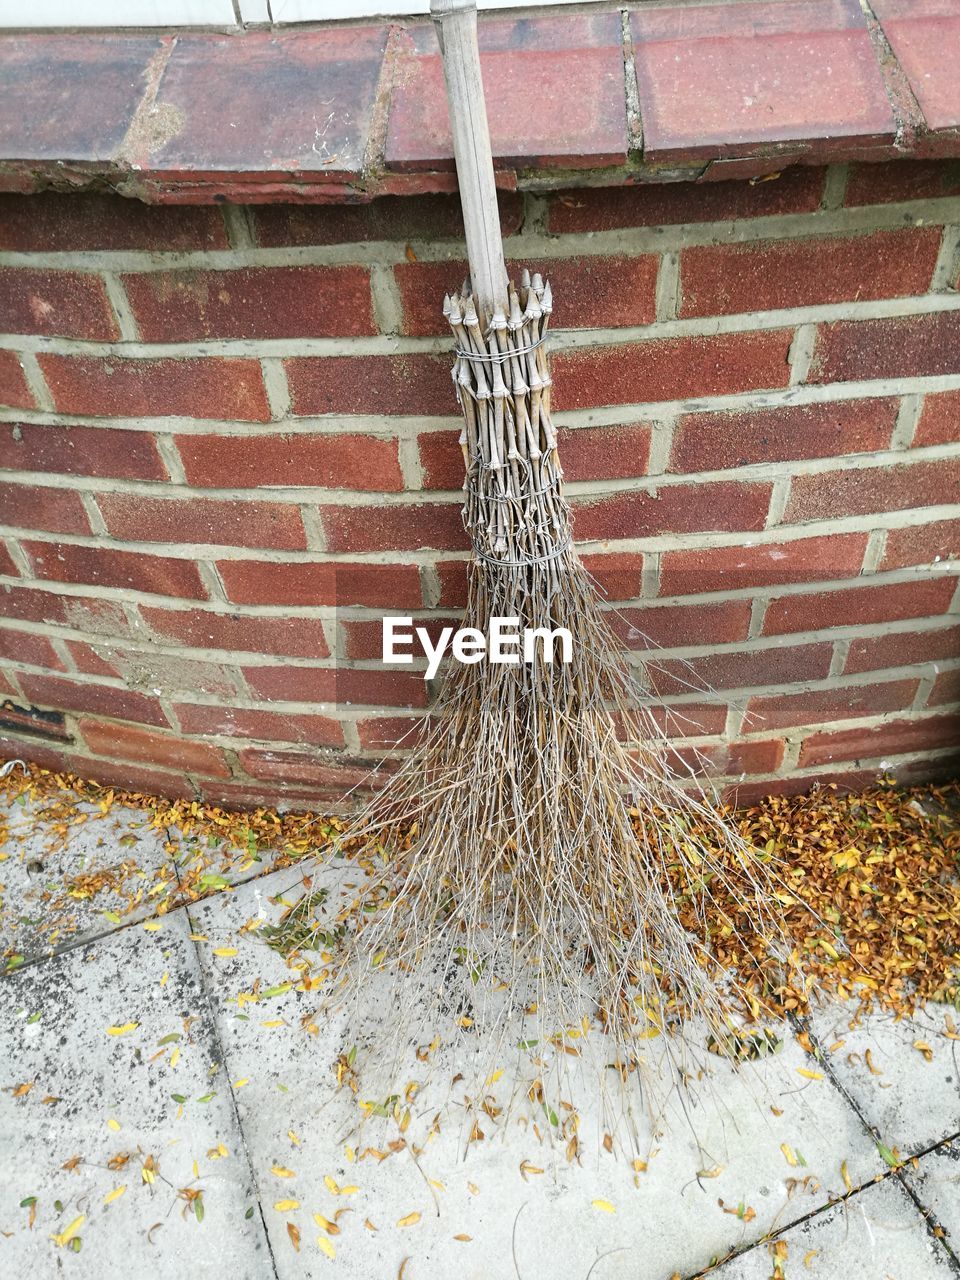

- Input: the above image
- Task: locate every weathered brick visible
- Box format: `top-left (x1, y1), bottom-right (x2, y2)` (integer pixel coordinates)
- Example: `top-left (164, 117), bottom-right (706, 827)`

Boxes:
top-left (65, 642), bottom-right (119, 678)
top-left (19, 672), bottom-right (168, 727)
top-left (0, 351), bottom-right (34, 410)
top-left (844, 158), bottom-right (960, 206)
top-left (285, 354), bottom-right (453, 416)
top-left (343, 615), bottom-right (461, 661)
top-left (799, 713), bottom-right (960, 766)
top-left (23, 540), bottom-right (207, 600)
top-left (0, 626), bottom-right (63, 670)
top-left (0, 192), bottom-right (229, 251)
top-left (725, 769), bottom-right (877, 806)
top-left (580, 551), bottom-right (647, 602)
top-left (175, 703), bottom-right (343, 747)
top-left (649, 642), bottom-right (833, 697)
top-left (745, 679), bottom-right (919, 731)
top-left (0, 673), bottom-right (19, 698)
top-left (0, 543), bottom-right (18, 576)
top-left (219, 559), bottom-right (422, 608)
top-left (553, 330), bottom-right (793, 410)
top-left (670, 399), bottom-right (897, 473)
top-left (0, 733), bottom-right (66, 772)
top-left (572, 481), bottom-right (772, 542)
top-left (242, 664), bottom-right (430, 709)
top-left (660, 533), bottom-right (869, 596)
top-left (0, 698), bottom-right (69, 742)
top-left (844, 623), bottom-right (960, 674)
top-left (785, 459), bottom-right (960, 523)
top-left (928, 668), bottom-right (960, 706)
top-left (669, 737), bottom-right (785, 776)
top-left (122, 266), bottom-right (376, 342)
top-left (237, 748), bottom-right (379, 790)
top-left (680, 229), bottom-right (940, 317)
top-left (141, 607), bottom-right (329, 659)
top-left (0, 483), bottom-right (91, 534)
top-left (357, 715), bottom-right (426, 748)
top-left (609, 600), bottom-right (751, 650)
top-left (0, 583), bottom-right (131, 636)
top-left (97, 493), bottom-right (306, 550)
top-left (67, 754), bottom-right (196, 800)
top-left (763, 577), bottom-right (956, 635)
top-left (77, 717), bottom-right (231, 778)
top-left (175, 431), bottom-right (403, 492)
top-left (0, 268), bottom-right (118, 340)
top-left (322, 502), bottom-right (465, 553)
top-left (251, 191), bottom-right (522, 246)
top-left (547, 167), bottom-right (825, 233)
top-left (913, 389), bottom-right (960, 446)
top-left (810, 311), bottom-right (960, 384)
top-left (646, 701), bottom-right (728, 738)
top-left (67, 643), bottom-right (240, 698)
top-left (882, 519), bottom-right (959, 569)
top-left (0, 422), bottom-right (167, 480)
top-left (38, 354), bottom-right (271, 422)
top-left (395, 254), bottom-right (659, 336)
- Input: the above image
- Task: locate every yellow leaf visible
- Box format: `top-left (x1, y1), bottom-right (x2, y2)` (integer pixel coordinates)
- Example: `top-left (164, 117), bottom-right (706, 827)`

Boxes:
top-left (170, 1047), bottom-right (180, 1068)
top-left (804, 1250), bottom-right (819, 1267)
top-left (274, 1200), bottom-right (300, 1212)
top-left (428, 1178), bottom-right (444, 1191)
top-left (913, 1040), bottom-right (934, 1062)
top-left (261, 1020), bottom-right (285, 1028)
top-left (107, 1118), bottom-right (121, 1132)
top-left (781, 1144), bottom-right (799, 1167)
top-left (485, 1069), bottom-right (504, 1086)
top-left (160, 971), bottom-right (169, 987)
top-left (397, 1212), bottom-right (421, 1228)
top-left (340, 1185), bottom-right (359, 1195)
top-left (52, 1214), bottom-right (85, 1247)
top-left (317, 1237), bottom-right (336, 1259)
top-left (633, 1159), bottom-right (648, 1173)
top-left (104, 1185), bottom-right (126, 1205)
top-left (841, 1160), bottom-right (852, 1191)
top-left (272, 1166), bottom-right (296, 1178)
top-left (142, 922), bottom-right (161, 932)
top-left (324, 1176), bottom-right (340, 1195)
top-left (289, 1130), bottom-right (301, 1146)
top-left (107, 1023), bottom-right (138, 1036)
top-left (697, 1166), bottom-right (723, 1179)
top-left (189, 933), bottom-right (208, 942)
top-left (520, 1161), bottom-right (544, 1179)
top-left (213, 947), bottom-right (238, 958)
top-left (314, 1214), bottom-right (339, 1235)
top-left (592, 1199), bottom-right (616, 1213)
top-left (234, 1078), bottom-right (249, 1089)
top-left (287, 1222), bottom-right (301, 1252)
top-left (453, 1233), bottom-right (472, 1242)
top-left (796, 1068), bottom-right (824, 1081)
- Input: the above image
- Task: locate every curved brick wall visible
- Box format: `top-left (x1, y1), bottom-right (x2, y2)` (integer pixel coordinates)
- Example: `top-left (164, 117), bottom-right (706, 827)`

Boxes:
top-left (0, 160), bottom-right (959, 808)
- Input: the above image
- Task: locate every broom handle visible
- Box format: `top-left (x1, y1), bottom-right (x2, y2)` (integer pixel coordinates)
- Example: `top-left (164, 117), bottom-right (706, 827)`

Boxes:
top-left (431, 0), bottom-right (509, 322)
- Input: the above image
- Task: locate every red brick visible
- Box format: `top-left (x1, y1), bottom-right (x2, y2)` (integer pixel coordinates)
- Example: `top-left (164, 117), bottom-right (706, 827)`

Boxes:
top-left (122, 266), bottom-right (376, 342)
top-left (67, 643), bottom-right (240, 698)
top-left (0, 351), bottom-right (34, 410)
top-left (174, 703), bottom-right (343, 747)
top-left (649, 642), bottom-right (834, 697)
top-left (0, 673), bottom-right (20, 697)
top-left (661, 533), bottom-right (869, 596)
top-left (572, 481), bottom-right (772, 542)
top-left (810, 311), bottom-right (960, 384)
top-left (357, 715), bottom-right (426, 749)
top-left (872, 0), bottom-right (960, 131)
top-left (219, 559), bottom-right (422, 608)
top-left (0, 192), bottom-right (229, 251)
top-left (97, 493), bottom-right (306, 551)
top-left (395, 255), bottom-right (659, 336)
top-left (141, 607), bottom-right (329, 659)
top-left (0, 543), bottom-right (18, 576)
top-left (0, 483), bottom-right (90, 534)
top-left (322, 502), bottom-right (465, 553)
top-left (610, 600), bottom-right (751, 650)
top-left (251, 192), bottom-right (523, 247)
top-left (725, 769), bottom-right (878, 806)
top-left (785, 459), bottom-right (960, 522)
top-left (66, 754), bottom-right (195, 800)
top-left (844, 623), bottom-right (960, 673)
top-left (882, 519), bottom-right (960, 569)
top-left (65, 642), bottom-right (120, 678)
top-left (0, 627), bottom-right (63, 670)
top-left (38, 354), bottom-right (270, 422)
top-left (679, 229), bottom-right (940, 318)
top-left (763, 576), bottom-right (956, 635)
top-left (799, 713), bottom-right (960, 766)
top-left (553, 330), bottom-right (793, 410)
top-left (0, 422), bottom-right (167, 481)
top-left (0, 698), bottom-right (69, 742)
top-left (19, 672), bottom-right (168, 727)
top-left (913, 389), bottom-right (960, 446)
top-left (548, 168), bottom-right (826, 233)
top-left (237, 748), bottom-right (378, 791)
top-left (844, 158), bottom-right (960, 205)
top-left (77, 717), bottom-right (231, 778)
top-left (670, 399), bottom-right (897, 473)
top-left (198, 779), bottom-right (346, 810)
top-left (435, 559), bottom-right (470, 608)
top-left (23, 540), bottom-right (207, 600)
top-left (242, 665), bottom-right (430, 709)
top-left (745, 678), bottom-right (919, 731)
top-left (0, 735), bottom-right (67, 773)
top-left (0, 268), bottom-right (118, 340)
top-left (0, 584), bottom-right (131, 636)
top-left (285, 354), bottom-right (453, 417)
top-left (580, 551), bottom-right (647, 602)
top-left (416, 432), bottom-right (464, 491)
top-left (343, 616), bottom-right (462, 662)
top-left (928, 668), bottom-right (960, 706)
top-left (669, 737), bottom-right (785, 776)
top-left (647, 702), bottom-right (728, 738)
top-left (175, 432), bottom-right (402, 492)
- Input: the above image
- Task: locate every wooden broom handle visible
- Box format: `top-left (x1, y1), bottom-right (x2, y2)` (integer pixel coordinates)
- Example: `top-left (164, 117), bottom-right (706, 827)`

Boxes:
top-left (431, 0), bottom-right (509, 322)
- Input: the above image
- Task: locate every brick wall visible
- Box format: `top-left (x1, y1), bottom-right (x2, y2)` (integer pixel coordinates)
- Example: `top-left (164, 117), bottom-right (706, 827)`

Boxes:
top-left (0, 159), bottom-right (958, 808)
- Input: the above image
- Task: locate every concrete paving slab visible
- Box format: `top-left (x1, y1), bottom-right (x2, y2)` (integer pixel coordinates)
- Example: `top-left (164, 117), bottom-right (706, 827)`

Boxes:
top-left (808, 1001), bottom-right (960, 1156)
top-left (185, 866), bottom-right (887, 1280)
top-left (0, 910), bottom-right (274, 1279)
top-left (705, 1177), bottom-right (958, 1279)
top-left (902, 1137), bottom-right (960, 1257)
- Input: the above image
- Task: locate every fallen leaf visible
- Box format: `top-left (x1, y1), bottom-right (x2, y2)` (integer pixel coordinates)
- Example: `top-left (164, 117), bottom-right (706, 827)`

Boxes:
top-left (274, 1199), bottom-right (300, 1212)
top-left (51, 1215), bottom-right (84, 1248)
top-left (592, 1199), bottom-right (616, 1213)
top-left (453, 1233), bottom-right (472, 1241)
top-left (796, 1068), bottom-right (824, 1081)
top-left (781, 1144), bottom-right (799, 1167)
top-left (104, 1186), bottom-right (126, 1205)
top-left (287, 1222), bottom-right (300, 1252)
top-left (397, 1211), bottom-right (421, 1228)
top-left (272, 1166), bottom-right (296, 1178)
top-left (317, 1236), bottom-right (336, 1259)
top-left (213, 948), bottom-right (238, 958)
